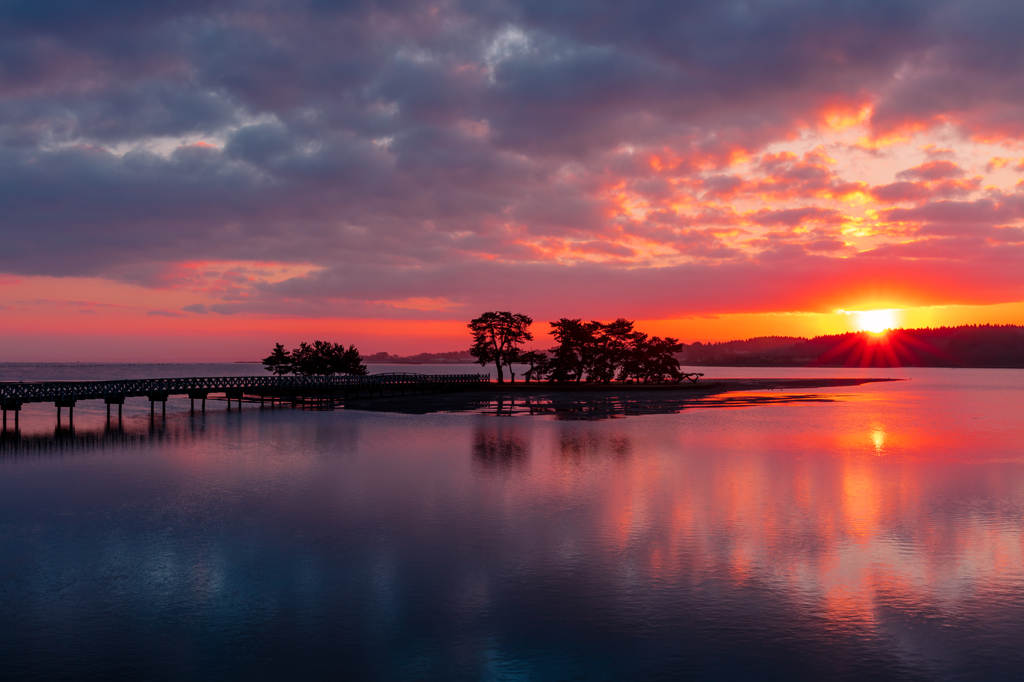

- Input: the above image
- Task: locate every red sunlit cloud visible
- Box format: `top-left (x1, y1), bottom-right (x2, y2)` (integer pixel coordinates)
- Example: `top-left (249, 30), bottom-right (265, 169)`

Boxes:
top-left (1, 0), bottom-right (1024, 358)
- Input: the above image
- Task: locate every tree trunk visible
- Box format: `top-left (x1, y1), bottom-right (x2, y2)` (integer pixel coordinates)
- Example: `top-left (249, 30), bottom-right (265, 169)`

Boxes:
top-left (494, 360), bottom-right (504, 383)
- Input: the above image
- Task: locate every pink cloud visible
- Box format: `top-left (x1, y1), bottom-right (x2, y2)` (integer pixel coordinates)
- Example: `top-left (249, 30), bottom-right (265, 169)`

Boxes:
top-left (897, 160), bottom-right (966, 181)
top-left (2, 0), bottom-right (1024, 346)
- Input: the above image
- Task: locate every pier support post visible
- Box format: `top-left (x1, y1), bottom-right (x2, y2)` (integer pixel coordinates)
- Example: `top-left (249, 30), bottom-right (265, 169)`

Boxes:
top-left (55, 399), bottom-right (76, 429)
top-left (104, 396), bottom-right (124, 429)
top-left (148, 394), bottom-right (169, 423)
top-left (187, 391), bottom-right (209, 415)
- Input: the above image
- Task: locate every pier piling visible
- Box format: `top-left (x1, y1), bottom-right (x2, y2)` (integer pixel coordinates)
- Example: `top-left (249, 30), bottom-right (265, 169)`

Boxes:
top-left (1, 373), bottom-right (490, 429)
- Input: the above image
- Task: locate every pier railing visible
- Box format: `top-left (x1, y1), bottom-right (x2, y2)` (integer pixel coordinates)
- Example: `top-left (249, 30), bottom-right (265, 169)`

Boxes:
top-left (0, 373), bottom-right (490, 406)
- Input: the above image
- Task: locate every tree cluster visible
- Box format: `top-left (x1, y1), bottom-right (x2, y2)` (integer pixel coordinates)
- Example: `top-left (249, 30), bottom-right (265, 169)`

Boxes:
top-left (542, 318), bottom-right (684, 383)
top-left (468, 311), bottom-right (533, 384)
top-left (468, 312), bottom-right (685, 384)
top-left (261, 341), bottom-right (368, 376)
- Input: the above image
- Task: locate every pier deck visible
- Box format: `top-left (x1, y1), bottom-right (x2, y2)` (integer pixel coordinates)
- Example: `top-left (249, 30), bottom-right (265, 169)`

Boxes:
top-left (0, 372), bottom-right (490, 430)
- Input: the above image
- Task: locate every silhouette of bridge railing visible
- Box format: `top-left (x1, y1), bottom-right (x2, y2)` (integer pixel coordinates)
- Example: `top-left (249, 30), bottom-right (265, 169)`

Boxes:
top-left (0, 372), bottom-right (491, 429)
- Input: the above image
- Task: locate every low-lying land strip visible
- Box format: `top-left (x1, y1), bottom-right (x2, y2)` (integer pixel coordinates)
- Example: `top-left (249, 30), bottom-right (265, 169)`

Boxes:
top-left (343, 377), bottom-right (902, 418)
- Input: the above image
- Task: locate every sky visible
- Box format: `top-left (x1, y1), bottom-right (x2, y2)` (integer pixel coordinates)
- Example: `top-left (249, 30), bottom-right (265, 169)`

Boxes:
top-left (2, 0), bottom-right (1024, 361)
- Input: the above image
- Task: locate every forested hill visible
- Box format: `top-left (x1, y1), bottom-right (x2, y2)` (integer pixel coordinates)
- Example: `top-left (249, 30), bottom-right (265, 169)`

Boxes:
top-left (677, 325), bottom-right (1024, 368)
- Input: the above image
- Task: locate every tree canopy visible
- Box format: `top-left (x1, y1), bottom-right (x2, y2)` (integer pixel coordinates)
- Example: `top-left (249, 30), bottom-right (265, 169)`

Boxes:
top-left (544, 318), bottom-right (682, 384)
top-left (261, 340), bottom-right (367, 376)
top-left (468, 311), bottom-right (533, 383)
top-left (261, 343), bottom-right (292, 375)
top-left (468, 313), bottom-right (686, 384)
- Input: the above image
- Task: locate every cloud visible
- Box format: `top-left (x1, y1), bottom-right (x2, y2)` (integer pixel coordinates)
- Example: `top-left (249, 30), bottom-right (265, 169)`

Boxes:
top-left (2, 0), bottom-right (1024, 327)
top-left (880, 197), bottom-right (1023, 225)
top-left (224, 248), bottom-right (1024, 320)
top-left (897, 160), bottom-right (966, 182)
top-left (747, 207), bottom-right (846, 227)
top-left (870, 177), bottom-right (981, 203)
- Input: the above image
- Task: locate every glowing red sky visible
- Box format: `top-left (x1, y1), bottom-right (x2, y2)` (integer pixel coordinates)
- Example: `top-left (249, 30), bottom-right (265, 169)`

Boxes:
top-left (2, 1), bottom-right (1024, 360)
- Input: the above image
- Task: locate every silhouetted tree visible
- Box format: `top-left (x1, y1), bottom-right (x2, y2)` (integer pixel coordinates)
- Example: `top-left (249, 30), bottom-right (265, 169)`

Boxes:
top-left (589, 318), bottom-right (635, 382)
top-left (288, 340), bottom-right (368, 376)
top-left (545, 318), bottom-right (637, 382)
top-left (546, 318), bottom-right (594, 382)
top-left (291, 341), bottom-right (324, 375)
top-left (262, 343), bottom-right (293, 375)
top-left (503, 347), bottom-right (522, 383)
top-left (619, 334), bottom-right (684, 383)
top-left (468, 311), bottom-right (533, 383)
top-left (333, 344), bottom-right (369, 376)
top-left (519, 350), bottom-right (549, 383)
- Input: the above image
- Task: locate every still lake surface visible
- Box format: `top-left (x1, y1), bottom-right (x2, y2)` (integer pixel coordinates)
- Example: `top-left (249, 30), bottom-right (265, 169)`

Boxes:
top-left (1, 364), bottom-right (1022, 680)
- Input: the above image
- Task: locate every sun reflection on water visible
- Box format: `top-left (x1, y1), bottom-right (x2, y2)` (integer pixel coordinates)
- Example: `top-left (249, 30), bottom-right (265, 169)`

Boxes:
top-left (871, 426), bottom-right (886, 455)
top-left (2, 370), bottom-right (1024, 678)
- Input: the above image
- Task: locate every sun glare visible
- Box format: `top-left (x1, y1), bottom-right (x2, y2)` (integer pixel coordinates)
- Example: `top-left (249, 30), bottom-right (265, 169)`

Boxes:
top-left (856, 309), bottom-right (896, 334)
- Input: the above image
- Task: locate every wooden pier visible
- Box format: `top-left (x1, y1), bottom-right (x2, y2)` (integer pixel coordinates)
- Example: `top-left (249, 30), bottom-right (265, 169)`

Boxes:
top-left (0, 372), bottom-right (490, 431)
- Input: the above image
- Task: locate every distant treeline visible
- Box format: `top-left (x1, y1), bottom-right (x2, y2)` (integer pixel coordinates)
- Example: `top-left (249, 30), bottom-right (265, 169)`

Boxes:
top-left (678, 325), bottom-right (1024, 368)
top-left (364, 350), bottom-right (475, 364)
top-left (265, 324), bottom-right (1024, 378)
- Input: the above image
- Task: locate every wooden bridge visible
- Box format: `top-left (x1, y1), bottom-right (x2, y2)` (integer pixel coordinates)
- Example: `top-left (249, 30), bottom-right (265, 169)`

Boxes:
top-left (0, 372), bottom-right (490, 430)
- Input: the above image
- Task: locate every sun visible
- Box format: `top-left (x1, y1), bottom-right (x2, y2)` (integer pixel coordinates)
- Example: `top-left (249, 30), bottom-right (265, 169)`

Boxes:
top-left (856, 309), bottom-right (896, 334)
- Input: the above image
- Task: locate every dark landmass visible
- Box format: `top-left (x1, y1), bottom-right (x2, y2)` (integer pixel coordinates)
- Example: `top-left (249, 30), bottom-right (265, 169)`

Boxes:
top-left (365, 350), bottom-right (475, 364)
top-left (366, 325), bottom-right (1024, 370)
top-left (344, 377), bottom-right (900, 419)
top-left (677, 325), bottom-right (1024, 368)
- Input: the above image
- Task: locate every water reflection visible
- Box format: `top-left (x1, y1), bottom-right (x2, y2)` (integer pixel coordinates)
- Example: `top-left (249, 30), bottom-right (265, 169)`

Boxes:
top-left (871, 424), bottom-right (886, 455)
top-left (557, 430), bottom-right (633, 464)
top-left (0, 370), bottom-right (1022, 680)
top-left (360, 389), bottom-right (847, 419)
top-left (1, 420), bottom-right (195, 455)
top-left (472, 426), bottom-right (530, 472)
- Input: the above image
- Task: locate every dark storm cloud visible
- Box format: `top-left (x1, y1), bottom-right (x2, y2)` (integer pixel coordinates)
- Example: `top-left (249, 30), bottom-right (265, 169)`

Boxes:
top-left (2, 0), bottom-right (1024, 315)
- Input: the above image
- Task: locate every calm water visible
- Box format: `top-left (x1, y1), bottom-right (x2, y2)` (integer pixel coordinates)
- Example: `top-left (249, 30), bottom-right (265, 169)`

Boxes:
top-left (1, 367), bottom-right (1023, 680)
